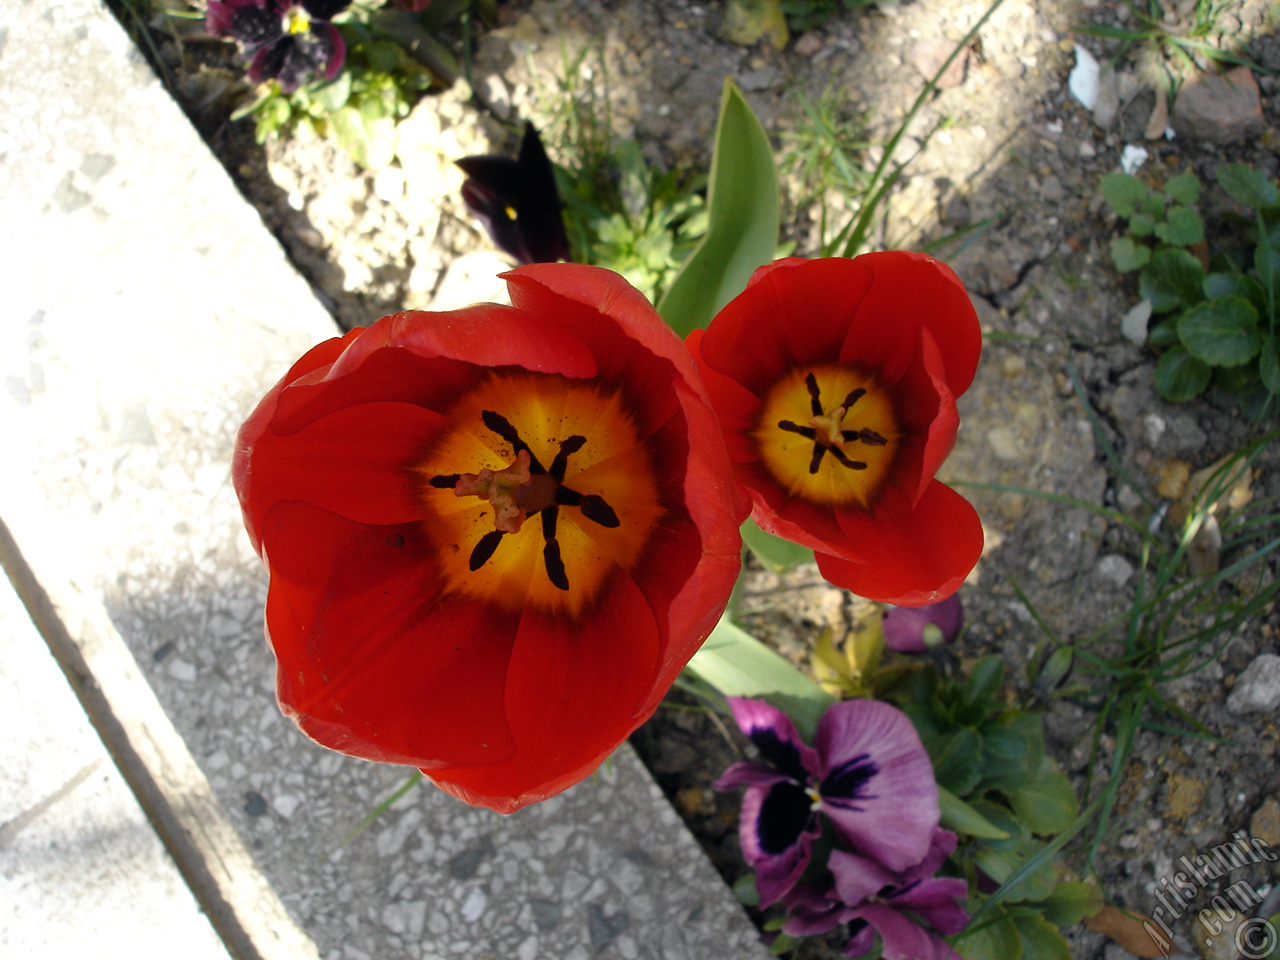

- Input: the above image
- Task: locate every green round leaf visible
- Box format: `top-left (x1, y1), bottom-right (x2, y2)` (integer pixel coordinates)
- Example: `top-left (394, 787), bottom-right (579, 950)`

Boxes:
top-left (1036, 881), bottom-right (1105, 927)
top-left (1159, 205), bottom-right (1204, 246)
top-left (928, 727), bottom-right (985, 796)
top-left (1100, 172), bottom-right (1148, 218)
top-left (1177, 295), bottom-right (1260, 367)
top-left (1140, 249), bottom-right (1205, 313)
top-left (1129, 212), bottom-right (1156, 238)
top-left (1217, 162), bottom-right (1279, 211)
top-left (1213, 362), bottom-right (1259, 394)
top-left (1164, 171), bottom-right (1200, 206)
top-left (1148, 318), bottom-right (1178, 348)
top-left (1012, 913), bottom-right (1072, 960)
top-left (1154, 346), bottom-right (1211, 401)
top-left (1111, 236), bottom-right (1150, 272)
top-left (957, 912), bottom-right (1023, 960)
top-left (1009, 757), bottom-right (1078, 835)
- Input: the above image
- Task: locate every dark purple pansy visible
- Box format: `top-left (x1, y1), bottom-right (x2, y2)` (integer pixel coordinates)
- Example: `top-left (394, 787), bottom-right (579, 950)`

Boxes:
top-left (715, 698), bottom-right (940, 906)
top-left (456, 123), bottom-right (570, 265)
top-left (207, 0), bottom-right (349, 94)
top-left (882, 594), bottom-right (964, 654)
top-left (783, 829), bottom-right (969, 960)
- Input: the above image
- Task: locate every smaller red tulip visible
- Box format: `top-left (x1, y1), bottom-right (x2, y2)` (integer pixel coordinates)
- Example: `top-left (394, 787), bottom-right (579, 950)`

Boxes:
top-left (689, 252), bottom-right (983, 606)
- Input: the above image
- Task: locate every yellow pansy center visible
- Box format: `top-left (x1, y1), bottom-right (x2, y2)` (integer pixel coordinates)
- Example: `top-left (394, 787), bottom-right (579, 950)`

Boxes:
top-left (415, 371), bottom-right (662, 616)
top-left (753, 364), bottom-right (900, 508)
top-left (283, 5), bottom-right (312, 34)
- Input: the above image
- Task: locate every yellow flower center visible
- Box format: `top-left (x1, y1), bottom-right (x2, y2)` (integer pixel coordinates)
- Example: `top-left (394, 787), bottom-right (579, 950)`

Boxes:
top-left (283, 6), bottom-right (312, 34)
top-left (414, 371), bottom-right (663, 616)
top-left (753, 364), bottom-right (899, 507)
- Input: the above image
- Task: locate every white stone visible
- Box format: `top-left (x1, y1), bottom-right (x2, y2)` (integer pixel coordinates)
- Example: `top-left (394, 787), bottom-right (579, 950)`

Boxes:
top-left (460, 887), bottom-right (487, 922)
top-left (1227, 654), bottom-right (1280, 715)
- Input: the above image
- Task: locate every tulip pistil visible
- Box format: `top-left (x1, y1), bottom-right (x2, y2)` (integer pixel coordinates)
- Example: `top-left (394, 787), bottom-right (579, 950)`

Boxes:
top-left (432, 411), bottom-right (621, 592)
top-left (776, 372), bottom-right (888, 476)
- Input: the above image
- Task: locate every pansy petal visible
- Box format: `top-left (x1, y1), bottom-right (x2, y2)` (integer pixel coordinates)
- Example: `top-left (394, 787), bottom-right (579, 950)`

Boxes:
top-left (883, 598), bottom-right (964, 654)
top-left (714, 762), bottom-right (790, 792)
top-left (891, 877), bottom-right (970, 936)
top-left (815, 699), bottom-right (939, 872)
top-left (820, 480), bottom-right (983, 607)
top-left (726, 698), bottom-right (820, 782)
top-left (740, 781), bottom-right (820, 906)
top-left (827, 848), bottom-right (900, 907)
top-left (854, 904), bottom-right (962, 960)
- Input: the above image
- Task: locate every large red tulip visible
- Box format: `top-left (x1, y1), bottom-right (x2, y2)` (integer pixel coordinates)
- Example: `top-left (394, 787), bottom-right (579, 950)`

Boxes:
top-left (234, 264), bottom-right (746, 812)
top-left (688, 252), bottom-right (983, 606)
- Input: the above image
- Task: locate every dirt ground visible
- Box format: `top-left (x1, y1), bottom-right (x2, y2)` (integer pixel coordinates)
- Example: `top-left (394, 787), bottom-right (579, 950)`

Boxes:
top-left (156, 0), bottom-right (1280, 957)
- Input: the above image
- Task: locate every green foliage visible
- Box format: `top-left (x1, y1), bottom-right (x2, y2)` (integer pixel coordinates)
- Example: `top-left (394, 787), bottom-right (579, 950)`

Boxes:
top-left (1102, 164), bottom-right (1280, 406)
top-left (234, 25), bottom-right (438, 168)
top-left (779, 83), bottom-right (873, 255)
top-left (892, 657), bottom-right (1096, 960)
top-left (658, 78), bottom-right (780, 337)
top-left (778, 0), bottom-right (876, 32)
top-left (537, 46), bottom-right (708, 306)
top-left (1079, 0), bottom-right (1262, 95)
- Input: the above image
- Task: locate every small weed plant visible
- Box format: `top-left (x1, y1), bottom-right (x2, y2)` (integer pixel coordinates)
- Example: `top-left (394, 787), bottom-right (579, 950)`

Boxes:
top-left (1103, 163), bottom-right (1280, 410)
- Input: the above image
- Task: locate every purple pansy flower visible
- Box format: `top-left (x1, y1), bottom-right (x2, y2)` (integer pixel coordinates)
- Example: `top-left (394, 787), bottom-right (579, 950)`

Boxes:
top-left (207, 0), bottom-right (350, 94)
top-left (882, 594), bottom-right (964, 654)
top-left (783, 829), bottom-right (969, 960)
top-left (715, 698), bottom-right (940, 906)
top-left (456, 123), bottom-right (570, 266)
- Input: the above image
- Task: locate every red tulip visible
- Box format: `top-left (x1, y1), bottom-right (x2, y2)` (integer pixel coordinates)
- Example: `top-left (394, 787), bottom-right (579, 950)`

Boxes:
top-left (233, 264), bottom-right (746, 812)
top-left (688, 253), bottom-right (983, 606)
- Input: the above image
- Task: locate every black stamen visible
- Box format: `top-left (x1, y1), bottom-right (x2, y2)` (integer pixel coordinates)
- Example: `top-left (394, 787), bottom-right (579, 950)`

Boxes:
top-left (841, 388), bottom-right (866, 409)
top-left (829, 446), bottom-right (867, 470)
top-left (842, 428), bottom-right (887, 446)
top-left (429, 474), bottom-right (460, 488)
top-left (579, 494), bottom-right (620, 528)
top-left (543, 538), bottom-right (569, 590)
top-left (808, 445), bottom-right (826, 475)
top-left (554, 487), bottom-right (583, 506)
top-left (777, 420), bottom-right (817, 439)
top-left (480, 410), bottom-right (546, 473)
top-left (541, 505), bottom-right (559, 540)
top-left (548, 435), bottom-right (587, 482)
top-left (469, 530), bottom-right (504, 571)
top-left (804, 372), bottom-right (823, 416)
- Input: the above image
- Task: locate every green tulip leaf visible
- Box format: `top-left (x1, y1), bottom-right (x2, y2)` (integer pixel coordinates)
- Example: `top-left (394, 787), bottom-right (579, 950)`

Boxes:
top-left (1177, 295), bottom-right (1260, 367)
top-left (658, 78), bottom-right (779, 337)
top-left (1154, 346), bottom-right (1211, 401)
top-left (740, 519), bottom-right (814, 573)
top-left (1140, 249), bottom-right (1205, 314)
top-left (685, 616), bottom-right (833, 740)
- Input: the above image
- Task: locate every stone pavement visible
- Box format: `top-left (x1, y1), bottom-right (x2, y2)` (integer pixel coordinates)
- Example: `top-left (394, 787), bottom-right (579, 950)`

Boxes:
top-left (0, 1), bottom-right (768, 957)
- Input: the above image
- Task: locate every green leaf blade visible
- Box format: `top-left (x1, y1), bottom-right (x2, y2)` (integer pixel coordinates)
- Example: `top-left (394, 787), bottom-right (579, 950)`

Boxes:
top-left (657, 79), bottom-right (780, 338)
top-left (1177, 295), bottom-right (1261, 367)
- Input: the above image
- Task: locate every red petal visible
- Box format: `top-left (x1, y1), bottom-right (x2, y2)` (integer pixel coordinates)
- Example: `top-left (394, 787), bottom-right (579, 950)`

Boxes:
top-left (885, 328), bottom-right (959, 506)
top-left (263, 500), bottom-right (520, 767)
top-left (686, 329), bottom-right (763, 465)
top-left (244, 402), bottom-right (448, 538)
top-left (699, 258), bottom-right (875, 396)
top-left (841, 252), bottom-right (980, 397)
top-left (425, 567), bottom-right (663, 812)
top-left (818, 481), bottom-right (983, 606)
